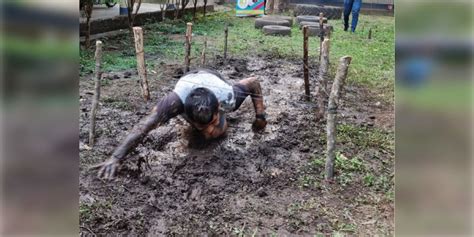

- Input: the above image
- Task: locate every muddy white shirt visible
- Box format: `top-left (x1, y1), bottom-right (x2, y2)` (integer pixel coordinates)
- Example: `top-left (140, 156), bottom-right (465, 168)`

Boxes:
top-left (174, 71), bottom-right (236, 112)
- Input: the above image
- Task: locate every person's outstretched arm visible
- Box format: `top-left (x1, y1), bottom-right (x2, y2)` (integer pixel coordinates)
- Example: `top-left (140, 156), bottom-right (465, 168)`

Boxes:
top-left (92, 92), bottom-right (183, 179)
top-left (232, 77), bottom-right (267, 131)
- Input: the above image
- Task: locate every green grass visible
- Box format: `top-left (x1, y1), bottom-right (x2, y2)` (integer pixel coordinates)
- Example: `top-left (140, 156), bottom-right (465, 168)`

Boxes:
top-left (80, 11), bottom-right (394, 90)
top-left (337, 124), bottom-right (394, 151)
top-left (396, 79), bottom-right (472, 112)
top-left (79, 201), bottom-right (112, 223)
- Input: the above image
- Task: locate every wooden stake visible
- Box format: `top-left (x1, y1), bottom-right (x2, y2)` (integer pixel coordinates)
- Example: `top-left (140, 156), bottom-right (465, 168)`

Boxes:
top-left (89, 40), bottom-right (103, 147)
top-left (316, 38), bottom-right (330, 120)
top-left (185, 22), bottom-right (193, 72)
top-left (303, 26), bottom-right (310, 101)
top-left (133, 27), bottom-right (150, 101)
top-left (325, 56), bottom-right (352, 180)
top-left (319, 12), bottom-right (324, 61)
top-left (368, 28), bottom-right (372, 39)
top-left (224, 24), bottom-right (229, 62)
top-left (201, 38), bottom-right (207, 66)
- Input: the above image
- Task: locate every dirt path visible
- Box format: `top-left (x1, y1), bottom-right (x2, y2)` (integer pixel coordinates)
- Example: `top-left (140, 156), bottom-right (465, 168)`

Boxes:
top-left (79, 56), bottom-right (394, 235)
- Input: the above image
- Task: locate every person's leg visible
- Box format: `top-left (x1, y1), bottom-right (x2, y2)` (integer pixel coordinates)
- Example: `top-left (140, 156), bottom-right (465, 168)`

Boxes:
top-left (351, 0), bottom-right (362, 32)
top-left (343, 0), bottom-right (354, 31)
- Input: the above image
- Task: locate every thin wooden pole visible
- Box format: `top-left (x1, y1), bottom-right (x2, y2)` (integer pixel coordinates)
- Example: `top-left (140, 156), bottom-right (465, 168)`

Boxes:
top-left (224, 23), bottom-right (229, 62)
top-left (185, 22), bottom-right (193, 72)
top-left (318, 12), bottom-right (324, 62)
top-left (303, 25), bottom-right (310, 101)
top-left (325, 56), bottom-right (352, 180)
top-left (201, 38), bottom-right (207, 66)
top-left (133, 27), bottom-right (150, 101)
top-left (316, 38), bottom-right (330, 120)
top-left (89, 40), bottom-right (103, 147)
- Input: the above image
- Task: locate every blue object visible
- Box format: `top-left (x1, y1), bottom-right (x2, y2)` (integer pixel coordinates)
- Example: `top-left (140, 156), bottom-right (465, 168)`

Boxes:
top-left (398, 57), bottom-right (434, 88)
top-left (120, 6), bottom-right (128, 15)
top-left (344, 0), bottom-right (361, 32)
top-left (119, 0), bottom-right (128, 15)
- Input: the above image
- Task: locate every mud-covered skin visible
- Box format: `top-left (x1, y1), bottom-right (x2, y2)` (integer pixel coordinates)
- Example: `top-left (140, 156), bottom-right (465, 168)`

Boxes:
top-left (233, 77), bottom-right (267, 130)
top-left (94, 92), bottom-right (183, 179)
top-left (95, 76), bottom-right (267, 179)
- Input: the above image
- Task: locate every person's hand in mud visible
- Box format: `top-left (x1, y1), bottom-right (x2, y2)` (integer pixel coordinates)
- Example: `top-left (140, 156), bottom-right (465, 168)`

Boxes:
top-left (252, 113), bottom-right (267, 132)
top-left (91, 157), bottom-right (121, 180)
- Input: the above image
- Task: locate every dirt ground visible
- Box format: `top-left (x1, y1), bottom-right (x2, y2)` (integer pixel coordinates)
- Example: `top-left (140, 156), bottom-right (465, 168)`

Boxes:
top-left (79, 55), bottom-right (394, 235)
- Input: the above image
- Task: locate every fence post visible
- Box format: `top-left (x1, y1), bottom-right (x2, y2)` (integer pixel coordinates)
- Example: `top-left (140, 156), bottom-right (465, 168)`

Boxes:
top-left (89, 40), bottom-right (103, 147)
top-left (303, 25), bottom-right (310, 101)
top-left (325, 56), bottom-right (352, 180)
top-left (319, 12), bottom-right (324, 61)
top-left (133, 27), bottom-right (150, 102)
top-left (224, 23), bottom-right (229, 62)
top-left (201, 38), bottom-right (207, 66)
top-left (316, 38), bottom-right (330, 120)
top-left (185, 22), bottom-right (193, 72)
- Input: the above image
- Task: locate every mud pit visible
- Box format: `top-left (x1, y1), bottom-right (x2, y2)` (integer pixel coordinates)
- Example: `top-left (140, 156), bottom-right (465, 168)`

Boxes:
top-left (80, 56), bottom-right (394, 235)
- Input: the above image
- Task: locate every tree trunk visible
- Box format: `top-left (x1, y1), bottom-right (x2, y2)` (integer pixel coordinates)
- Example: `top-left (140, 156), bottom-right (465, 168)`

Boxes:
top-left (179, 0), bottom-right (189, 19)
top-left (192, 0), bottom-right (198, 21)
top-left (85, 18), bottom-right (91, 48)
top-left (84, 1), bottom-right (93, 48)
top-left (89, 41), bottom-right (103, 146)
top-left (325, 56), bottom-right (352, 180)
top-left (160, 1), bottom-right (167, 21)
top-left (174, 0), bottom-right (179, 19)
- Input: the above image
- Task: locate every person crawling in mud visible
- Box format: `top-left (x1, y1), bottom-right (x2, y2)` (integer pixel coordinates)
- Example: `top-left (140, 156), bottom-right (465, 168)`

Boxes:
top-left (93, 69), bottom-right (267, 179)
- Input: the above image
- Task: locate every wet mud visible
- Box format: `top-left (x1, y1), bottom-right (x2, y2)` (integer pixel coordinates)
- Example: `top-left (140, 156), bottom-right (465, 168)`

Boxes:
top-left (79, 56), bottom-right (394, 235)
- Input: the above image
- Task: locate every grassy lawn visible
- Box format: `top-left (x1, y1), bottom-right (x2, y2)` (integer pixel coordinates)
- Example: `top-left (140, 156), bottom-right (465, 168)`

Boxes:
top-left (80, 11), bottom-right (394, 90)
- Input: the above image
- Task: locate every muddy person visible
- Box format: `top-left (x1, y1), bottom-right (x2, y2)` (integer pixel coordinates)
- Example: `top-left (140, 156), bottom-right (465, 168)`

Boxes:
top-left (93, 69), bottom-right (267, 179)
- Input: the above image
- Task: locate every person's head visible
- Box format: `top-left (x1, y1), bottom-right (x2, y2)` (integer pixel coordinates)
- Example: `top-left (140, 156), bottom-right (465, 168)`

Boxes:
top-left (184, 87), bottom-right (219, 125)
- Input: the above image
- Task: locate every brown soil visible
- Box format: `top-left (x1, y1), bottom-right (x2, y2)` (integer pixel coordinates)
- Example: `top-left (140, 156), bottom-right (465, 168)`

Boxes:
top-left (79, 56), bottom-right (394, 236)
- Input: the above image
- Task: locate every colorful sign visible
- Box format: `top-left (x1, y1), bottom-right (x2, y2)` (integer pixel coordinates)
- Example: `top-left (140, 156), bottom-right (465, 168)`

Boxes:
top-left (236, 0), bottom-right (265, 17)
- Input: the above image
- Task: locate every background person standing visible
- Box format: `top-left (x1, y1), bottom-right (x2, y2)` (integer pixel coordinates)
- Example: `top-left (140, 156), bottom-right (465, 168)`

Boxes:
top-left (343, 0), bottom-right (362, 32)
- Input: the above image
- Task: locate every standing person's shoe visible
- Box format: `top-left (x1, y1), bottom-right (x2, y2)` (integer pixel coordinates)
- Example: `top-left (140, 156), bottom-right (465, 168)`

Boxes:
top-left (344, 24), bottom-right (349, 31)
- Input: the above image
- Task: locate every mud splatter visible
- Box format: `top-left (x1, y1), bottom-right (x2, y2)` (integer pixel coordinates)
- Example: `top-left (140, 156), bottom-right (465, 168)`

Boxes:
top-left (80, 56), bottom-right (394, 235)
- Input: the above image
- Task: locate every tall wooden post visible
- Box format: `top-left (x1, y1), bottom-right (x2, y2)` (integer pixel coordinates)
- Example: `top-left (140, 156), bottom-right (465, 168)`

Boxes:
top-left (89, 40), bottom-right (103, 147)
top-left (316, 38), bottom-right (330, 120)
top-left (318, 12), bottom-right (324, 61)
top-left (133, 27), bottom-right (150, 101)
top-left (325, 56), bottom-right (352, 180)
top-left (224, 23), bottom-right (229, 62)
top-left (185, 22), bottom-right (193, 72)
top-left (303, 26), bottom-right (310, 101)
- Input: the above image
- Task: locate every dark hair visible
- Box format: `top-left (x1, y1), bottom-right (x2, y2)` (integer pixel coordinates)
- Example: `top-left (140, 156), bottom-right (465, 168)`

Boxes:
top-left (184, 87), bottom-right (218, 125)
